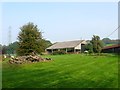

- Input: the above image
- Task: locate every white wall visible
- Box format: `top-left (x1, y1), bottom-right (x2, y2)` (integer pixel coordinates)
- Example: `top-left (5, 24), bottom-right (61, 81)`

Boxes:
top-left (75, 43), bottom-right (81, 49)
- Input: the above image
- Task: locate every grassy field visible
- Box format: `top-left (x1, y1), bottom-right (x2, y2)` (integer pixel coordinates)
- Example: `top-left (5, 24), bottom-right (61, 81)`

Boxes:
top-left (2, 54), bottom-right (118, 88)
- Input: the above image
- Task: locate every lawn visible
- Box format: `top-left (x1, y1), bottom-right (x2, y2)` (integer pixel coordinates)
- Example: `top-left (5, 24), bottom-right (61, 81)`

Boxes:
top-left (2, 54), bottom-right (118, 88)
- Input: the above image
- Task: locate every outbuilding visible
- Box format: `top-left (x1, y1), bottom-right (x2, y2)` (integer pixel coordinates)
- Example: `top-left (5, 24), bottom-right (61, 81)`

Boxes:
top-left (46, 40), bottom-right (87, 54)
top-left (102, 44), bottom-right (120, 53)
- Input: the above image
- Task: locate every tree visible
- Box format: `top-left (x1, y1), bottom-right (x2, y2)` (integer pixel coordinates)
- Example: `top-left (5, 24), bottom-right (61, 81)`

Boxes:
top-left (44, 40), bottom-right (52, 48)
top-left (17, 22), bottom-right (45, 56)
top-left (102, 38), bottom-right (118, 46)
top-left (7, 41), bottom-right (19, 54)
top-left (102, 38), bottom-right (111, 46)
top-left (91, 35), bottom-right (103, 53)
top-left (2, 45), bottom-right (8, 54)
top-left (85, 43), bottom-right (93, 54)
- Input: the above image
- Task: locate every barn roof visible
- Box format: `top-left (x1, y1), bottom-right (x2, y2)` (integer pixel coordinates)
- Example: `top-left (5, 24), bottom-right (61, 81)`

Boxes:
top-left (46, 40), bottom-right (86, 49)
top-left (102, 44), bottom-right (120, 50)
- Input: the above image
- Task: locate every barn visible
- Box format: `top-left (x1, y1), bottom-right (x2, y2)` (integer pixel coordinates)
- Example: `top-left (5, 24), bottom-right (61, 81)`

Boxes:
top-left (46, 40), bottom-right (87, 54)
top-left (102, 44), bottom-right (120, 53)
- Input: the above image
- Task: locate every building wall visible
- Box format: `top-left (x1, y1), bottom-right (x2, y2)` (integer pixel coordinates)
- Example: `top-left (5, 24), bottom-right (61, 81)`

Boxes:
top-left (81, 44), bottom-right (86, 52)
top-left (75, 43), bottom-right (81, 49)
top-left (102, 47), bottom-right (120, 53)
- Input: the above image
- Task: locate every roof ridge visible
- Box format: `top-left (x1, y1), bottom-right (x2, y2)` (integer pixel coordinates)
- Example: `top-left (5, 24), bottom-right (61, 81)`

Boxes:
top-left (57, 40), bottom-right (84, 43)
top-left (74, 40), bottom-right (85, 47)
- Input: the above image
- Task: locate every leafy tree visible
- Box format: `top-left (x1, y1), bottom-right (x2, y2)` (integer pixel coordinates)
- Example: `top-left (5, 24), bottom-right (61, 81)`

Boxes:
top-left (1, 42), bottom-right (19, 55)
top-left (102, 38), bottom-right (111, 46)
top-left (102, 38), bottom-right (111, 44)
top-left (7, 42), bottom-right (19, 54)
top-left (85, 43), bottom-right (93, 54)
top-left (2, 45), bottom-right (8, 54)
top-left (91, 35), bottom-right (103, 53)
top-left (44, 40), bottom-right (52, 48)
top-left (38, 39), bottom-right (52, 53)
top-left (102, 38), bottom-right (118, 46)
top-left (17, 22), bottom-right (45, 56)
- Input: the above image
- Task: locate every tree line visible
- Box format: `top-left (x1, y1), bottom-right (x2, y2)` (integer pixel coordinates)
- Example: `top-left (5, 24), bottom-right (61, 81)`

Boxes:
top-left (0, 22), bottom-right (118, 55)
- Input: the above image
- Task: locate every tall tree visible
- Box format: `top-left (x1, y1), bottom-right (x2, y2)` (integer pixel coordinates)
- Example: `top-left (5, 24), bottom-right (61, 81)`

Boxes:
top-left (17, 22), bottom-right (44, 56)
top-left (91, 35), bottom-right (103, 53)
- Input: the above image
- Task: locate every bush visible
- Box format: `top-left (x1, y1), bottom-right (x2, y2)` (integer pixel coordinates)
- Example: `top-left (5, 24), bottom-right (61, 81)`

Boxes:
top-left (52, 50), bottom-right (66, 55)
top-left (88, 50), bottom-right (93, 54)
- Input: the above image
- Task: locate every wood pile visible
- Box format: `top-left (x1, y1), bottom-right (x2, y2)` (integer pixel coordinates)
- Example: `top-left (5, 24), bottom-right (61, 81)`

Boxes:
top-left (9, 55), bottom-right (52, 64)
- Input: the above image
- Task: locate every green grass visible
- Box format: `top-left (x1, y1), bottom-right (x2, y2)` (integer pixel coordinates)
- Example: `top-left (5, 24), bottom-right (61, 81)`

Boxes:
top-left (2, 54), bottom-right (118, 88)
top-left (105, 44), bottom-right (116, 46)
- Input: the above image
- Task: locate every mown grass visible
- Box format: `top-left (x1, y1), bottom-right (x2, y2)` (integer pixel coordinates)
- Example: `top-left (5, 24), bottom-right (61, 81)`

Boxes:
top-left (2, 54), bottom-right (118, 88)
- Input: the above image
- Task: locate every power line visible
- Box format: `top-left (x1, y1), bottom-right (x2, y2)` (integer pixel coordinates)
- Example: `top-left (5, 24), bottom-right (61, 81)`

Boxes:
top-left (106, 25), bottom-right (120, 38)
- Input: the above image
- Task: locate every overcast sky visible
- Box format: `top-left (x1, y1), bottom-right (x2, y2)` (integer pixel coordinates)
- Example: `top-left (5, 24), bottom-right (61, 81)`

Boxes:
top-left (1, 2), bottom-right (118, 45)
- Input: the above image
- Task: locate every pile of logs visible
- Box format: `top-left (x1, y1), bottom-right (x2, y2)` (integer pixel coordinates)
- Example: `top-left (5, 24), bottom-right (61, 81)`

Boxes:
top-left (9, 55), bottom-right (52, 64)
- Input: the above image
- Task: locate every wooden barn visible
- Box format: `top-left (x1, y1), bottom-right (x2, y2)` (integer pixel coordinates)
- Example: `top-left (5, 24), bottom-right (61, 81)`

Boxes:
top-left (46, 40), bottom-right (87, 54)
top-left (102, 44), bottom-right (120, 53)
